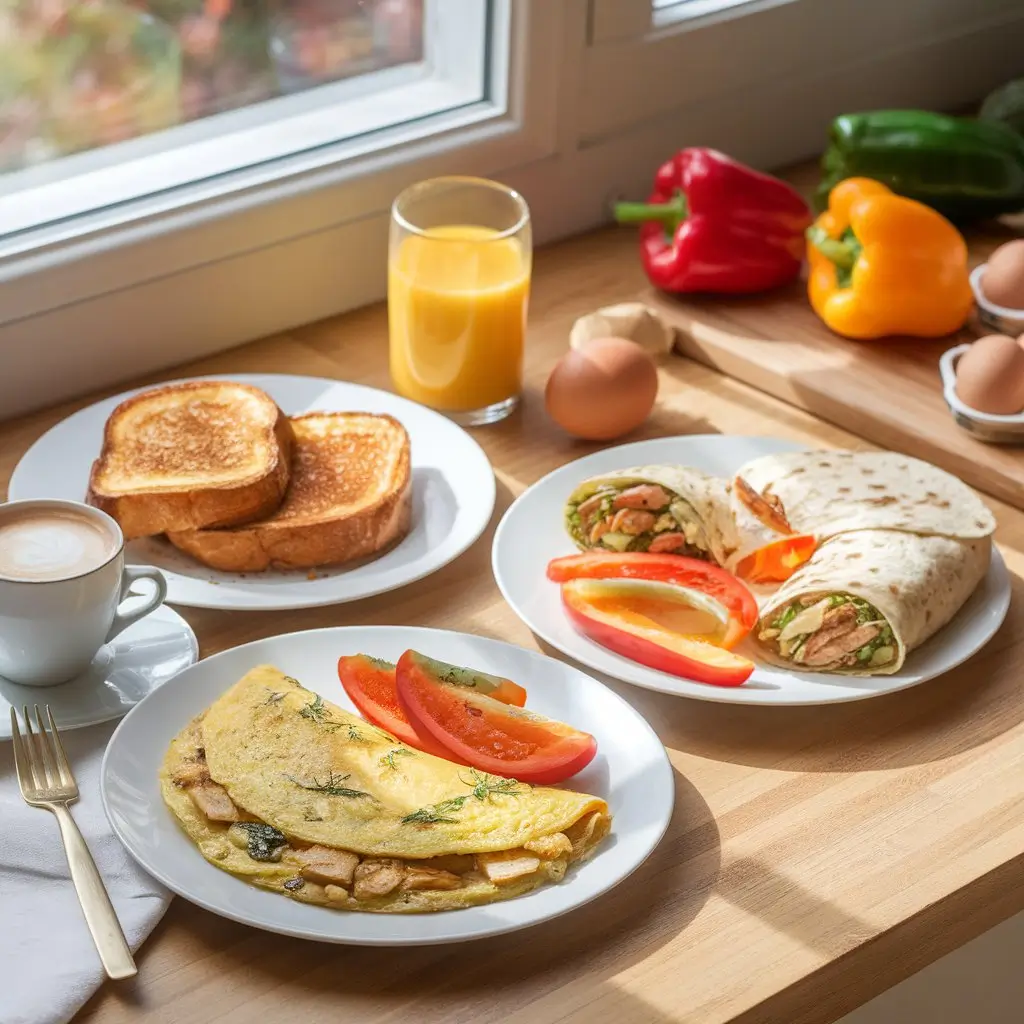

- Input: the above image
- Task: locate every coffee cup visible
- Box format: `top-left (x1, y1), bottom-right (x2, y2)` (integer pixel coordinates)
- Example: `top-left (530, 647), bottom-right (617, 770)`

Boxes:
top-left (0, 499), bottom-right (168, 686)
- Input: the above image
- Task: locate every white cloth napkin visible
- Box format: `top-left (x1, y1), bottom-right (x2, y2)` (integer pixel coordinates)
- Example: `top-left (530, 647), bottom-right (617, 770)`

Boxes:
top-left (1, 719), bottom-right (171, 1024)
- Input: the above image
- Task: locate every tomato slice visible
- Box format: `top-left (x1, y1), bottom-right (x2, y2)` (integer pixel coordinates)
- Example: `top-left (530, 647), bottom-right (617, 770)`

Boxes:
top-left (733, 534), bottom-right (817, 584)
top-left (561, 578), bottom-right (754, 687)
top-left (547, 552), bottom-right (758, 638)
top-left (338, 655), bottom-right (455, 758)
top-left (395, 651), bottom-right (598, 785)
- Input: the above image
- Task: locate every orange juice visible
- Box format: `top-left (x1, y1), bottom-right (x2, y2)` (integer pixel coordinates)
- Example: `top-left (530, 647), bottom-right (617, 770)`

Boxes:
top-left (388, 225), bottom-right (530, 413)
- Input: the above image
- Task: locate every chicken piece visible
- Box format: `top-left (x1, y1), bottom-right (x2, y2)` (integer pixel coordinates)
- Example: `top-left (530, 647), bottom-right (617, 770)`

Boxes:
top-left (577, 491), bottom-right (614, 524)
top-left (172, 760), bottom-right (211, 788)
top-left (610, 509), bottom-right (656, 535)
top-left (352, 858), bottom-right (406, 899)
top-left (292, 846), bottom-right (360, 887)
top-left (422, 854), bottom-right (477, 875)
top-left (612, 485), bottom-right (671, 510)
top-left (803, 624), bottom-right (882, 668)
top-left (477, 850), bottom-right (542, 886)
top-left (648, 532), bottom-right (685, 553)
top-left (188, 782), bottom-right (239, 822)
top-left (323, 884), bottom-right (350, 903)
top-left (523, 832), bottom-right (573, 860)
top-left (733, 477), bottom-right (793, 534)
top-left (401, 867), bottom-right (463, 892)
top-left (798, 604), bottom-right (858, 663)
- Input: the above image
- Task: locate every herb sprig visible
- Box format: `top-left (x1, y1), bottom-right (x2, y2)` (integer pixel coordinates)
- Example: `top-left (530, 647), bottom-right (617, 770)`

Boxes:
top-left (380, 747), bottom-right (414, 771)
top-left (401, 796), bottom-right (468, 825)
top-left (299, 694), bottom-right (329, 723)
top-left (402, 770), bottom-right (524, 826)
top-left (284, 772), bottom-right (372, 799)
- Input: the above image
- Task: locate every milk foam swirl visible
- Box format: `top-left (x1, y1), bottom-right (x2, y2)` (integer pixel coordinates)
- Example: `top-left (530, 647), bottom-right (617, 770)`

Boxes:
top-left (0, 511), bottom-right (116, 581)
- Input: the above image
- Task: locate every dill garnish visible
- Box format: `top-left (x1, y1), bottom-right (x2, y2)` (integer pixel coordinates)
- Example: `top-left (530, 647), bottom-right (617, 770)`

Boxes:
top-left (465, 769), bottom-right (523, 800)
top-left (283, 676), bottom-right (300, 686)
top-left (401, 796), bottom-right (468, 825)
top-left (299, 694), bottom-right (327, 722)
top-left (379, 747), bottom-right (414, 771)
top-left (284, 772), bottom-right (372, 799)
top-left (263, 690), bottom-right (285, 706)
top-left (347, 723), bottom-right (365, 741)
top-left (401, 769), bottom-right (523, 825)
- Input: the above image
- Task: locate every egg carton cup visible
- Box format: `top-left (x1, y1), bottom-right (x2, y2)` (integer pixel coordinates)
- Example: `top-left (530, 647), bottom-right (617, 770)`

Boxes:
top-left (940, 343), bottom-right (1024, 444)
top-left (970, 264), bottom-right (1024, 336)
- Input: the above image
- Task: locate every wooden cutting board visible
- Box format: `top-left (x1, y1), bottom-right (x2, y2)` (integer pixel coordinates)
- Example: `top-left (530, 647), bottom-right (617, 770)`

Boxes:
top-left (650, 227), bottom-right (1024, 511)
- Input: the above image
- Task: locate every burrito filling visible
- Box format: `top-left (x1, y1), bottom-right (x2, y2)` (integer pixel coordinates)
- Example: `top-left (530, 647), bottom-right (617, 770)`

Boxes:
top-left (759, 594), bottom-right (897, 670)
top-left (568, 484), bottom-right (710, 558)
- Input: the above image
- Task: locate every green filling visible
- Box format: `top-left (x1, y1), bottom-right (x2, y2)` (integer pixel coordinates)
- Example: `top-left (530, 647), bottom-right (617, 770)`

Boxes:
top-left (771, 594), bottom-right (896, 666)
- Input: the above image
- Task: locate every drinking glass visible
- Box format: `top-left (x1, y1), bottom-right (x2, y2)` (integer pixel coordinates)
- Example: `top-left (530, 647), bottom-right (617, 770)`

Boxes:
top-left (388, 176), bottom-right (532, 425)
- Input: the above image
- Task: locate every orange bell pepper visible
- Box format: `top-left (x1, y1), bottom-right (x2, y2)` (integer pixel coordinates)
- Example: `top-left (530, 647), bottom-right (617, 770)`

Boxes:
top-left (807, 178), bottom-right (973, 339)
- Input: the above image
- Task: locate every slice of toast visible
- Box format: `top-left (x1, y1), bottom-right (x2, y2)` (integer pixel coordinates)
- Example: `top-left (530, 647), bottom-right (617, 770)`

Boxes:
top-left (166, 413), bottom-right (412, 571)
top-left (88, 381), bottom-right (293, 541)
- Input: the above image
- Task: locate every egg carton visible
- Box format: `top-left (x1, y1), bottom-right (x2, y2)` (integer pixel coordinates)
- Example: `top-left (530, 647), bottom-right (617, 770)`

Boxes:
top-left (940, 343), bottom-right (1024, 444)
top-left (970, 264), bottom-right (1024, 336)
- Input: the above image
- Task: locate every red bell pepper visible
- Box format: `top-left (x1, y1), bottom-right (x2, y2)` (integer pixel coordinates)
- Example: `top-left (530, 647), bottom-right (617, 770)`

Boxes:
top-left (561, 578), bottom-right (754, 687)
top-left (615, 148), bottom-right (812, 293)
top-left (547, 551), bottom-right (757, 646)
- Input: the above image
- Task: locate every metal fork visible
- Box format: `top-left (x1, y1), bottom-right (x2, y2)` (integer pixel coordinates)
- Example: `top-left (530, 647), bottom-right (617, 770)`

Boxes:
top-left (11, 705), bottom-right (137, 980)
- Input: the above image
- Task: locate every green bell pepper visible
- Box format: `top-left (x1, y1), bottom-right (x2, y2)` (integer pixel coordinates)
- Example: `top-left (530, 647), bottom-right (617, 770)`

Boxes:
top-left (816, 110), bottom-right (1024, 222)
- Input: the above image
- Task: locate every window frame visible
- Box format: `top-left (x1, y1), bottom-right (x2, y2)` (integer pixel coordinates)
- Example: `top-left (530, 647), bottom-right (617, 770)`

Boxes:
top-left (2, 0), bottom-right (1021, 419)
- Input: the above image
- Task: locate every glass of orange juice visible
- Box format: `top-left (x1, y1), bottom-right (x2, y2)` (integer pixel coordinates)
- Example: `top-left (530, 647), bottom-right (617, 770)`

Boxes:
top-left (389, 176), bottom-right (531, 425)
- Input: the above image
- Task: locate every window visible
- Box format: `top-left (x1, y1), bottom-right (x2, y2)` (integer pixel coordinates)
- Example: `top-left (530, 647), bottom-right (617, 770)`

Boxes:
top-left (0, 0), bottom-right (488, 238)
top-left (1, 0), bottom-right (1019, 418)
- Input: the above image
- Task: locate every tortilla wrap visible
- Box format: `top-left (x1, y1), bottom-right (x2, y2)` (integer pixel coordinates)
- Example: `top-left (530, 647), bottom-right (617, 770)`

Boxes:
top-left (564, 465), bottom-right (736, 563)
top-left (756, 530), bottom-right (991, 675)
top-left (734, 450), bottom-right (996, 540)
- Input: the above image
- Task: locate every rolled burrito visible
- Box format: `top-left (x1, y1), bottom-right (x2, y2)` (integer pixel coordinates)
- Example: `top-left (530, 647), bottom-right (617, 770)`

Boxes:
top-left (756, 530), bottom-right (991, 675)
top-left (564, 466), bottom-right (736, 563)
top-left (733, 450), bottom-right (996, 541)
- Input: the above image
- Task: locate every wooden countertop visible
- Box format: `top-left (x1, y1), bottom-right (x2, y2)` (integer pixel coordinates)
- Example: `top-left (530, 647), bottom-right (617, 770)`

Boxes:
top-left (4, 226), bottom-right (1024, 1024)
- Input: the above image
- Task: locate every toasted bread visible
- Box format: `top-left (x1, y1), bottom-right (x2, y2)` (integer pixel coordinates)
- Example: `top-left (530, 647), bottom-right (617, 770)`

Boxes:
top-left (166, 413), bottom-right (412, 571)
top-left (88, 382), bottom-right (293, 541)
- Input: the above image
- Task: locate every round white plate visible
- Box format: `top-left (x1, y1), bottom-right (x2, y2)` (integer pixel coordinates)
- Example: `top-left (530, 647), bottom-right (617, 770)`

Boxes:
top-left (9, 374), bottom-right (495, 611)
top-left (492, 435), bottom-right (1011, 706)
top-left (0, 605), bottom-right (197, 738)
top-left (101, 626), bottom-right (674, 945)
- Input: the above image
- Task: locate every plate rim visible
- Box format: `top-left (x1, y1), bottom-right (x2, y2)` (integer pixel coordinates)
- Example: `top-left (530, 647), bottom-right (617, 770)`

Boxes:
top-left (491, 434), bottom-right (1011, 707)
top-left (100, 624), bottom-right (675, 945)
top-left (9, 373), bottom-right (497, 612)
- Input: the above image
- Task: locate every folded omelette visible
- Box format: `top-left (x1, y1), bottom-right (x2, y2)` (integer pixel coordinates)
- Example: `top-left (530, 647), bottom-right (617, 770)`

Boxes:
top-left (161, 666), bottom-right (610, 913)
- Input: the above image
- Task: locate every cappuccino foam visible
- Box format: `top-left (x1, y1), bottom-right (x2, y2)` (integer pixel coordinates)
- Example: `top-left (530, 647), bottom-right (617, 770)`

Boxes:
top-left (0, 509), bottom-right (117, 582)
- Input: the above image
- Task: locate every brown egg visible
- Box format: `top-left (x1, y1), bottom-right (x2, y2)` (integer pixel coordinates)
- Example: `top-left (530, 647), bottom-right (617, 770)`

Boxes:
top-left (545, 337), bottom-right (658, 440)
top-left (955, 334), bottom-right (1024, 415)
top-left (982, 240), bottom-right (1024, 309)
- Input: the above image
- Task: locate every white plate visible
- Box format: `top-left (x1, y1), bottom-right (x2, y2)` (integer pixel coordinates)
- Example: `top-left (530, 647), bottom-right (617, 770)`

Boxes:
top-left (492, 435), bottom-right (1012, 706)
top-left (9, 374), bottom-right (495, 610)
top-left (101, 625), bottom-right (674, 945)
top-left (0, 605), bottom-right (197, 738)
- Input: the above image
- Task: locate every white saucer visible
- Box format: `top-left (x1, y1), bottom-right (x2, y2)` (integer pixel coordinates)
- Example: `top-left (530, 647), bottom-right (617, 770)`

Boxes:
top-left (0, 605), bottom-right (197, 738)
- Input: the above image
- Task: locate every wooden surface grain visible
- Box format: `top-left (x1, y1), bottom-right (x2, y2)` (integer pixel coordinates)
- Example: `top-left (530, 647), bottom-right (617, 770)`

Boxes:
top-left (3, 226), bottom-right (1024, 1024)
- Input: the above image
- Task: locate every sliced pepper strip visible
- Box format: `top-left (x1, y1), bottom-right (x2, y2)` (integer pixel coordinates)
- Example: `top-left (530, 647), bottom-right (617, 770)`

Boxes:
top-left (561, 578), bottom-right (755, 687)
top-left (547, 551), bottom-right (757, 644)
top-left (733, 534), bottom-right (817, 584)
